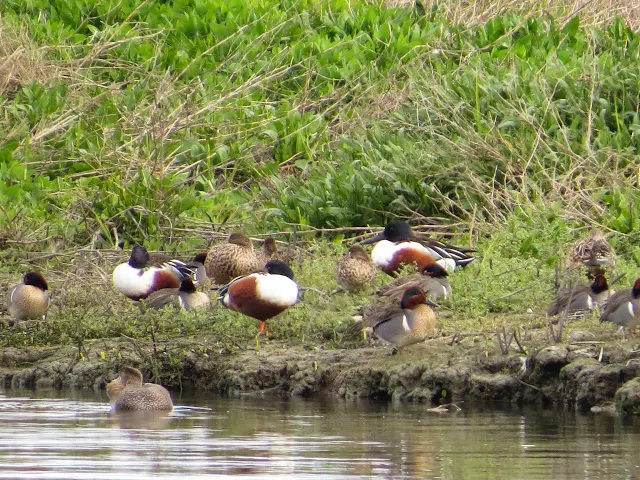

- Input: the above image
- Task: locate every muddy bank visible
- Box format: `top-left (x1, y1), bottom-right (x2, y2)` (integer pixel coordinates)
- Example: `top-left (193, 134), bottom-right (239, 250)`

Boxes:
top-left (2, 332), bottom-right (640, 415)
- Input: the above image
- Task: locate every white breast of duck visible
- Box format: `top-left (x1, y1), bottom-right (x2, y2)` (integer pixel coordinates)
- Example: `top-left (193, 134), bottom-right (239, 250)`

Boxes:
top-left (257, 273), bottom-right (299, 306)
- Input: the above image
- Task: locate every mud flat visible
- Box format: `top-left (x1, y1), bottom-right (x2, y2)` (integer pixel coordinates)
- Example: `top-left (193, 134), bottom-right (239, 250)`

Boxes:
top-left (2, 330), bottom-right (640, 415)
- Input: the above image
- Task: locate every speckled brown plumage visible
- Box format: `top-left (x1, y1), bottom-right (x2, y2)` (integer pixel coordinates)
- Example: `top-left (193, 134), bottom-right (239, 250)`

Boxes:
top-left (8, 272), bottom-right (50, 321)
top-left (204, 233), bottom-right (262, 285)
top-left (568, 230), bottom-right (616, 279)
top-left (336, 246), bottom-right (377, 293)
top-left (106, 366), bottom-right (173, 412)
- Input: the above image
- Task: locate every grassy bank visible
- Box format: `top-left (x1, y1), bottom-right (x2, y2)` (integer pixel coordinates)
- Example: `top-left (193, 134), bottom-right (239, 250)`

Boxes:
top-left (0, 0), bottom-right (639, 375)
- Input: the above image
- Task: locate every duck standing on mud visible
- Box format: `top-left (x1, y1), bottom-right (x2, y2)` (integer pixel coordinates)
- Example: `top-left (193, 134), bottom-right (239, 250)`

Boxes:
top-left (546, 274), bottom-right (612, 320)
top-left (361, 219), bottom-right (475, 275)
top-left (358, 286), bottom-right (438, 354)
top-left (106, 366), bottom-right (173, 412)
top-left (112, 245), bottom-right (191, 301)
top-left (335, 245), bottom-right (377, 293)
top-left (219, 260), bottom-right (299, 335)
top-left (8, 272), bottom-right (50, 321)
top-left (600, 278), bottom-right (640, 331)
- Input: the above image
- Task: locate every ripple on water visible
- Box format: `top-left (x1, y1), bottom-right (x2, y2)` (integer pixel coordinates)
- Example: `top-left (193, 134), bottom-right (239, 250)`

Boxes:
top-left (0, 391), bottom-right (640, 479)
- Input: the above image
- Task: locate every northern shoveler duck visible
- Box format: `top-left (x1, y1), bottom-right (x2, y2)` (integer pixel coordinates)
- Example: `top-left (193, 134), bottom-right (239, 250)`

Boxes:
top-left (361, 219), bottom-right (475, 275)
top-left (112, 245), bottom-right (188, 301)
top-left (204, 233), bottom-right (262, 285)
top-left (360, 287), bottom-right (437, 353)
top-left (600, 278), bottom-right (640, 329)
top-left (547, 274), bottom-right (612, 318)
top-left (336, 245), bottom-right (377, 293)
top-left (376, 263), bottom-right (451, 302)
top-left (8, 272), bottom-right (50, 321)
top-left (568, 230), bottom-right (615, 280)
top-left (106, 366), bottom-right (173, 412)
top-left (219, 260), bottom-right (299, 334)
top-left (145, 278), bottom-right (211, 311)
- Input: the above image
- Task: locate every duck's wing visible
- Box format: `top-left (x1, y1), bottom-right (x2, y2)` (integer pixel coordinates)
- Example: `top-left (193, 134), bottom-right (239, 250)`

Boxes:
top-left (145, 288), bottom-right (180, 309)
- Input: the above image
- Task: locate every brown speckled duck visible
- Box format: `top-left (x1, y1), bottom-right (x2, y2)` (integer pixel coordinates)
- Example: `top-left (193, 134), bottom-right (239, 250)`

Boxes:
top-left (547, 274), bottom-right (612, 318)
top-left (336, 246), bottom-right (377, 293)
top-left (360, 287), bottom-right (437, 353)
top-left (145, 278), bottom-right (211, 311)
top-left (204, 233), bottom-right (262, 285)
top-left (106, 366), bottom-right (173, 412)
top-left (568, 230), bottom-right (615, 280)
top-left (8, 272), bottom-right (50, 321)
top-left (375, 263), bottom-right (451, 303)
top-left (600, 278), bottom-right (640, 330)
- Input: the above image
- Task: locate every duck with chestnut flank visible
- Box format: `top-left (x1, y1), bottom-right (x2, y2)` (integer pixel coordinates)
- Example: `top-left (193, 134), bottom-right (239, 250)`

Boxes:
top-left (145, 278), bottom-right (211, 311)
top-left (204, 233), bottom-right (262, 285)
top-left (376, 263), bottom-right (451, 303)
top-left (106, 366), bottom-right (173, 412)
top-left (547, 273), bottom-right (612, 318)
top-left (336, 245), bottom-right (377, 293)
top-left (219, 260), bottom-right (299, 334)
top-left (112, 245), bottom-right (189, 301)
top-left (361, 219), bottom-right (475, 275)
top-left (359, 287), bottom-right (437, 353)
top-left (8, 272), bottom-right (50, 321)
top-left (600, 278), bottom-right (640, 329)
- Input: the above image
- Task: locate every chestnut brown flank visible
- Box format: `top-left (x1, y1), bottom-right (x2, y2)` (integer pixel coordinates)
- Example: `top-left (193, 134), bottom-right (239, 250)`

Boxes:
top-left (382, 248), bottom-right (436, 275)
top-left (227, 276), bottom-right (287, 321)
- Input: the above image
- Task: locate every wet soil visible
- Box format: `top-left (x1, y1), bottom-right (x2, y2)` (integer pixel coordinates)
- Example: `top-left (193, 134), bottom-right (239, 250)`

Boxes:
top-left (2, 327), bottom-right (640, 415)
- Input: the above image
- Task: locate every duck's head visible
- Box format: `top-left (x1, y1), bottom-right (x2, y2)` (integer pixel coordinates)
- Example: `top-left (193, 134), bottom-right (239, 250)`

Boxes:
top-left (347, 245), bottom-right (371, 262)
top-left (129, 245), bottom-right (150, 268)
top-left (400, 286), bottom-right (438, 309)
top-left (265, 260), bottom-right (294, 280)
top-left (23, 272), bottom-right (48, 291)
top-left (633, 279), bottom-right (640, 298)
top-left (192, 252), bottom-right (208, 264)
top-left (179, 278), bottom-right (197, 294)
top-left (120, 366), bottom-right (144, 387)
top-left (591, 274), bottom-right (609, 294)
top-left (361, 219), bottom-right (413, 245)
top-left (263, 237), bottom-right (278, 255)
top-left (228, 233), bottom-right (253, 249)
top-left (421, 263), bottom-right (448, 278)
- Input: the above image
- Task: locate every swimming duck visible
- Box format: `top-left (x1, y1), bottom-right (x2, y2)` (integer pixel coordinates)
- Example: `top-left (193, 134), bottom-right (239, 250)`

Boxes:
top-left (361, 219), bottom-right (475, 275)
top-left (360, 287), bottom-right (437, 353)
top-left (204, 233), bottom-right (262, 285)
top-left (600, 278), bottom-right (640, 329)
top-left (112, 245), bottom-right (187, 301)
top-left (336, 245), bottom-right (377, 293)
top-left (106, 366), bottom-right (173, 412)
top-left (145, 278), bottom-right (211, 311)
top-left (376, 263), bottom-right (451, 302)
top-left (219, 260), bottom-right (299, 334)
top-left (568, 230), bottom-right (615, 280)
top-left (546, 274), bottom-right (612, 318)
top-left (8, 272), bottom-right (50, 321)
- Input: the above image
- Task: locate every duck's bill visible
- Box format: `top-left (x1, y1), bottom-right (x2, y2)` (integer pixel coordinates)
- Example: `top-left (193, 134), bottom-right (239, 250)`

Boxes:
top-left (361, 232), bottom-right (386, 245)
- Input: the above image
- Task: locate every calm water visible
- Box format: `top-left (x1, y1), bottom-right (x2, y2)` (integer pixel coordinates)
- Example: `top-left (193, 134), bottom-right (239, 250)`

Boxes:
top-left (0, 388), bottom-right (638, 479)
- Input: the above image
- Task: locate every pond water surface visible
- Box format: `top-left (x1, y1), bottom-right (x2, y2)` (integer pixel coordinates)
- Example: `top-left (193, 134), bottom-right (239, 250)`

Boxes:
top-left (0, 388), bottom-right (638, 479)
